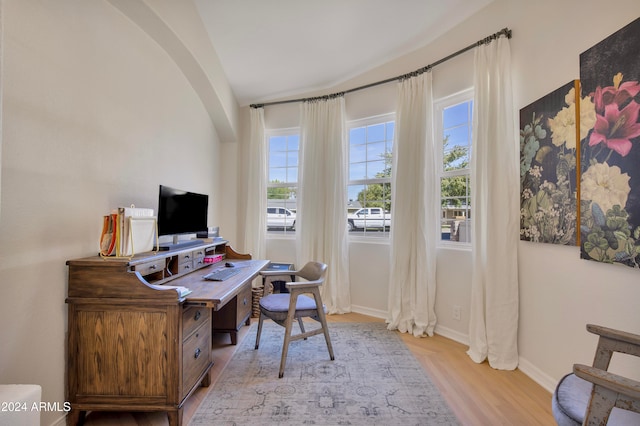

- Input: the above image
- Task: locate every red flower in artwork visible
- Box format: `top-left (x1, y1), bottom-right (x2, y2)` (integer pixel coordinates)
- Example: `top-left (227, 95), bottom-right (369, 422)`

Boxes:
top-left (589, 101), bottom-right (640, 157)
top-left (591, 78), bottom-right (640, 114)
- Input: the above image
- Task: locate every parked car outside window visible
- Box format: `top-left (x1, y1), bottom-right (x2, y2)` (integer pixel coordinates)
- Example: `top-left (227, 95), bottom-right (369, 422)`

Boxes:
top-left (267, 207), bottom-right (296, 230)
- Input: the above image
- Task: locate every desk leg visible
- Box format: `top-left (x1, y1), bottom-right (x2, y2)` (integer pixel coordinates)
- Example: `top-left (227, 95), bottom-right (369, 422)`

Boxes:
top-left (167, 407), bottom-right (183, 426)
top-left (230, 331), bottom-right (238, 345)
top-left (201, 367), bottom-right (212, 387)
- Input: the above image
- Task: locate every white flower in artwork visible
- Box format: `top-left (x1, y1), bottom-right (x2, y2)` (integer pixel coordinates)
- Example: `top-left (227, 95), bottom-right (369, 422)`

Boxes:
top-left (547, 87), bottom-right (596, 149)
top-left (579, 95), bottom-right (596, 140)
top-left (581, 162), bottom-right (631, 213)
top-left (548, 105), bottom-right (577, 148)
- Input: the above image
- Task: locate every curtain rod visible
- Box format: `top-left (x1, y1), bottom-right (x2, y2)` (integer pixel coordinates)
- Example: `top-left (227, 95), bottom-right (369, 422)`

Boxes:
top-left (250, 27), bottom-right (511, 109)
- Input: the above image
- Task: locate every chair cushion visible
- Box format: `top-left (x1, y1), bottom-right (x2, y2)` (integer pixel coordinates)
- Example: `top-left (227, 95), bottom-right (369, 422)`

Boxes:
top-left (259, 293), bottom-right (317, 313)
top-left (552, 373), bottom-right (640, 426)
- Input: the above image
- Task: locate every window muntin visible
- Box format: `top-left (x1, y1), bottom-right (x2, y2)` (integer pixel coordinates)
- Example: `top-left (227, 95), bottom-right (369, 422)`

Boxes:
top-left (267, 130), bottom-right (299, 235)
top-left (347, 115), bottom-right (394, 237)
top-left (436, 91), bottom-right (473, 245)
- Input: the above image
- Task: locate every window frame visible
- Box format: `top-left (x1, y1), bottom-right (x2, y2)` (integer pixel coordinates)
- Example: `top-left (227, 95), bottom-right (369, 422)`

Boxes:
top-left (346, 113), bottom-right (395, 240)
top-left (434, 89), bottom-right (474, 249)
top-left (266, 127), bottom-right (300, 238)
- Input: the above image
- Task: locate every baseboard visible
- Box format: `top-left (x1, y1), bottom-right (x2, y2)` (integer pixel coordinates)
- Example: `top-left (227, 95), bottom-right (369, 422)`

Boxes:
top-left (434, 324), bottom-right (470, 346)
top-left (432, 325), bottom-right (556, 394)
top-left (349, 304), bottom-right (387, 319)
top-left (325, 305), bottom-right (558, 394)
top-left (517, 356), bottom-right (557, 393)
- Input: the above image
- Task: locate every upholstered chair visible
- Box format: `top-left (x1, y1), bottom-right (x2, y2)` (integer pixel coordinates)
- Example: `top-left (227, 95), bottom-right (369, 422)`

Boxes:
top-left (552, 324), bottom-right (640, 425)
top-left (254, 261), bottom-right (334, 378)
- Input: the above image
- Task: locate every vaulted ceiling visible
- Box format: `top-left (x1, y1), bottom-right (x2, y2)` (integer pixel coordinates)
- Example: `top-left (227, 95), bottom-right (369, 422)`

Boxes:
top-left (194, 0), bottom-right (494, 106)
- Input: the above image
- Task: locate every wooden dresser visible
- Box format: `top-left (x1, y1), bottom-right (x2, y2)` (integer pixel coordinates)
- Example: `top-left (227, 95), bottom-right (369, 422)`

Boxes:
top-left (65, 241), bottom-right (267, 426)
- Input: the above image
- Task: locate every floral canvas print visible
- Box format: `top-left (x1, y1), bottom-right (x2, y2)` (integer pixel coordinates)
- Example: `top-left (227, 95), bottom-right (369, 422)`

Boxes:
top-left (579, 17), bottom-right (640, 268)
top-left (520, 81), bottom-right (587, 245)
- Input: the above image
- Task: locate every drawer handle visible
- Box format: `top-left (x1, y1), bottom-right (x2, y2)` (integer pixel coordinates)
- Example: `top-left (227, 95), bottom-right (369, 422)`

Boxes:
top-left (149, 265), bottom-right (157, 270)
top-left (194, 348), bottom-right (201, 359)
top-left (185, 254), bottom-right (191, 259)
top-left (194, 310), bottom-right (201, 321)
top-left (243, 297), bottom-right (248, 306)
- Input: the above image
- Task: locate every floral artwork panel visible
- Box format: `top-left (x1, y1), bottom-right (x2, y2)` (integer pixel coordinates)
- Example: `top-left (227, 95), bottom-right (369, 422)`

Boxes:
top-left (579, 17), bottom-right (640, 268)
top-left (520, 81), bottom-right (581, 245)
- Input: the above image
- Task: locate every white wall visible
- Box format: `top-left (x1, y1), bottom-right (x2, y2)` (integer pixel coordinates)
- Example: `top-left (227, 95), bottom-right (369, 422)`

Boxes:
top-left (0, 1), bottom-right (235, 425)
top-left (244, 0), bottom-right (640, 393)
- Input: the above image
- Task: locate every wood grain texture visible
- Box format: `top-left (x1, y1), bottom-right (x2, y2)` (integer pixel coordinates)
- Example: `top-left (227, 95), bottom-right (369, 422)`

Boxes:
top-left (79, 313), bottom-right (554, 425)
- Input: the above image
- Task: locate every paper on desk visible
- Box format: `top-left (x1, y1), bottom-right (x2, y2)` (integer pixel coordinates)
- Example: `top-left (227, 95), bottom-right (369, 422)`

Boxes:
top-left (160, 285), bottom-right (192, 297)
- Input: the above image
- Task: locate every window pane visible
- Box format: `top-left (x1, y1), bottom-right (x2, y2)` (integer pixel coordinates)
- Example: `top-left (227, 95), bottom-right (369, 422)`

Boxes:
top-left (347, 184), bottom-right (366, 204)
top-left (267, 186), bottom-right (296, 201)
top-left (366, 141), bottom-right (386, 161)
top-left (269, 151), bottom-right (286, 168)
top-left (367, 160), bottom-right (386, 178)
top-left (349, 162), bottom-right (367, 181)
top-left (347, 115), bottom-right (394, 238)
top-left (270, 136), bottom-right (287, 151)
top-left (269, 168), bottom-right (287, 183)
top-left (286, 167), bottom-right (298, 183)
top-left (445, 125), bottom-right (470, 148)
top-left (287, 135), bottom-right (299, 150)
top-left (287, 151), bottom-right (298, 167)
top-left (268, 132), bottom-right (299, 235)
top-left (439, 95), bottom-right (473, 244)
top-left (367, 123), bottom-right (385, 142)
top-left (350, 127), bottom-right (365, 144)
top-left (386, 122), bottom-right (395, 141)
top-left (443, 102), bottom-right (469, 128)
top-left (350, 143), bottom-right (367, 163)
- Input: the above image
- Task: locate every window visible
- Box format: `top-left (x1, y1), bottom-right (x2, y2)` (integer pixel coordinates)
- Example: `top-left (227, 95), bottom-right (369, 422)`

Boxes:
top-left (347, 115), bottom-right (394, 237)
top-left (436, 91), bottom-right (473, 244)
top-left (267, 129), bottom-right (299, 234)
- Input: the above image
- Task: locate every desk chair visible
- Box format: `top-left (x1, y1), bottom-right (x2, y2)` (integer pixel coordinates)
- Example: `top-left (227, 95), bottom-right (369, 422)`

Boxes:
top-left (552, 324), bottom-right (640, 425)
top-left (255, 261), bottom-right (335, 378)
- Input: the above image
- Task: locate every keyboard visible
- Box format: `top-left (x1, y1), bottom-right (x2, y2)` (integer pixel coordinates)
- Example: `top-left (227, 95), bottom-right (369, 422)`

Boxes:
top-left (203, 268), bottom-right (241, 281)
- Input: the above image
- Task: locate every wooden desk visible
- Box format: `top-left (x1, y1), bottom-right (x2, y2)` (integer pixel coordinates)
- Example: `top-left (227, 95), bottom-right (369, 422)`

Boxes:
top-left (65, 241), bottom-right (267, 426)
top-left (181, 259), bottom-right (269, 343)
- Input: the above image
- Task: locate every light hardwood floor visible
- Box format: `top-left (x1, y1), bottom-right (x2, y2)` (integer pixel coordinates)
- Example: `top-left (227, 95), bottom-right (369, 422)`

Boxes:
top-left (79, 312), bottom-right (555, 425)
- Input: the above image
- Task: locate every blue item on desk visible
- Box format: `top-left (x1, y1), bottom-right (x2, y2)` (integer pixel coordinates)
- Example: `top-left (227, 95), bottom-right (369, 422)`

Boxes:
top-left (263, 262), bottom-right (295, 293)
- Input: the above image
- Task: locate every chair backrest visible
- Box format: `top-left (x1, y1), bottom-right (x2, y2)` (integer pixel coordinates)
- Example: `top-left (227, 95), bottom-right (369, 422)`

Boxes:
top-left (297, 261), bottom-right (328, 282)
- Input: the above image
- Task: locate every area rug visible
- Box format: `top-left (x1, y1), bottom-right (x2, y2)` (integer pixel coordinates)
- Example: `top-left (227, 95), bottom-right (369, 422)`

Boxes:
top-left (190, 322), bottom-right (459, 425)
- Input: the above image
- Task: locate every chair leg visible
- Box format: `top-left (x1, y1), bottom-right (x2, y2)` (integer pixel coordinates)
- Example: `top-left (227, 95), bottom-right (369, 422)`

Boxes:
top-left (297, 317), bottom-right (307, 340)
top-left (312, 288), bottom-right (335, 361)
top-left (279, 293), bottom-right (299, 378)
top-left (255, 312), bottom-right (264, 350)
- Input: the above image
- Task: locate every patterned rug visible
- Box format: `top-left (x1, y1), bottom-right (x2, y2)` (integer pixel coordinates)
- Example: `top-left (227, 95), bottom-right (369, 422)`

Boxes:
top-left (190, 321), bottom-right (459, 425)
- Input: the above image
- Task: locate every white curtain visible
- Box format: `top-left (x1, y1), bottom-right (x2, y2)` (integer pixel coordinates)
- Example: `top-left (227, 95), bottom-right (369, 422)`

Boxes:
top-left (297, 96), bottom-right (351, 314)
top-left (467, 36), bottom-right (520, 370)
top-left (242, 107), bottom-right (267, 259)
top-left (386, 72), bottom-right (438, 337)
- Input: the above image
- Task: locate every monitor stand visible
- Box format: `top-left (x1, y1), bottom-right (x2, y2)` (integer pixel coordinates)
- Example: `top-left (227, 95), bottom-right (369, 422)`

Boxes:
top-left (157, 236), bottom-right (204, 251)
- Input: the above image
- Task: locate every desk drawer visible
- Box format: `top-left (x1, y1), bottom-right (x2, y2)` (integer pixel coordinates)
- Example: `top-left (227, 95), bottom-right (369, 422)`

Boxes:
top-left (182, 320), bottom-right (210, 395)
top-left (132, 259), bottom-right (165, 278)
top-left (178, 252), bottom-right (195, 264)
top-left (236, 284), bottom-right (252, 325)
top-left (178, 261), bottom-right (194, 274)
top-left (183, 306), bottom-right (210, 339)
top-left (192, 247), bottom-right (207, 261)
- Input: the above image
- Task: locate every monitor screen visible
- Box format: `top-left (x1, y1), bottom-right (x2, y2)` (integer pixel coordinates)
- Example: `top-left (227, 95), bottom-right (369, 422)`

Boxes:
top-left (157, 185), bottom-right (208, 237)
